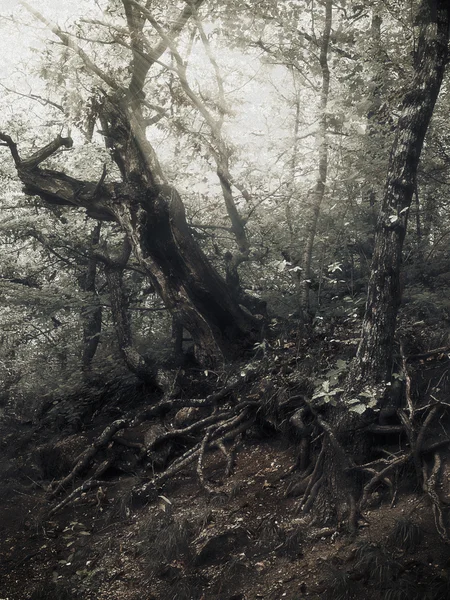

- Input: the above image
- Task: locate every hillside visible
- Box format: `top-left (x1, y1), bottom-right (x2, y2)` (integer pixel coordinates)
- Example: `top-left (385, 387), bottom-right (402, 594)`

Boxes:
top-left (1, 318), bottom-right (450, 600)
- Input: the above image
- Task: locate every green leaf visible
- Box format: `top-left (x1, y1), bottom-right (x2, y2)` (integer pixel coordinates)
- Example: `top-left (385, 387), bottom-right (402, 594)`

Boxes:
top-left (359, 390), bottom-right (375, 399)
top-left (349, 403), bottom-right (367, 414)
top-left (346, 397), bottom-right (361, 405)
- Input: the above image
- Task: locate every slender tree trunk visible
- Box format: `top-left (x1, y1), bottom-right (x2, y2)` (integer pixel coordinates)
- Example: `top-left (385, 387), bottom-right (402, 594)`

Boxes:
top-left (79, 223), bottom-right (102, 377)
top-left (299, 0), bottom-right (332, 315)
top-left (93, 236), bottom-right (158, 383)
top-left (104, 262), bottom-right (155, 382)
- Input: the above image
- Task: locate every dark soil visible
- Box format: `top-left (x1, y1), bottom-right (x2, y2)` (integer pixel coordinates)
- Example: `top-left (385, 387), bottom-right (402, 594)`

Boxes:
top-left (1, 427), bottom-right (450, 600)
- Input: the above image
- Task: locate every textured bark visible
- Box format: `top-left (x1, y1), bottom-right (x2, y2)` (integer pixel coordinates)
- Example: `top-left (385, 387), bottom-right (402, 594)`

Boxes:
top-left (308, 0), bottom-right (450, 530)
top-left (299, 0), bottom-right (332, 314)
top-left (0, 0), bottom-right (263, 365)
top-left (1, 98), bottom-right (260, 364)
top-left (104, 262), bottom-right (153, 381)
top-left (351, 0), bottom-right (450, 390)
top-left (80, 224), bottom-right (103, 376)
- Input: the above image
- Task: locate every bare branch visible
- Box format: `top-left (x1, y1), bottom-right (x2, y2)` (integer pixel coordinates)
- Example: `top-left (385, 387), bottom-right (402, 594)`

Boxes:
top-left (19, 1), bottom-right (120, 91)
top-left (124, 0), bottom-right (205, 97)
top-left (21, 135), bottom-right (73, 169)
top-left (0, 82), bottom-right (64, 112)
top-left (0, 133), bottom-right (21, 166)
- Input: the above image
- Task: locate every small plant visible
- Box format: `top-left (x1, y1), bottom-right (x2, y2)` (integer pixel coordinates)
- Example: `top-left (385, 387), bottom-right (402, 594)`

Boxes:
top-left (276, 525), bottom-right (305, 559)
top-left (354, 542), bottom-right (401, 586)
top-left (167, 574), bottom-right (206, 600)
top-left (254, 517), bottom-right (284, 556)
top-left (140, 516), bottom-right (198, 576)
top-left (323, 567), bottom-right (358, 600)
top-left (229, 480), bottom-right (246, 499)
top-left (212, 557), bottom-right (250, 599)
top-left (29, 582), bottom-right (72, 600)
top-left (383, 575), bottom-right (421, 600)
top-left (387, 518), bottom-right (424, 553)
top-left (36, 443), bottom-right (72, 480)
top-left (427, 574), bottom-right (450, 600)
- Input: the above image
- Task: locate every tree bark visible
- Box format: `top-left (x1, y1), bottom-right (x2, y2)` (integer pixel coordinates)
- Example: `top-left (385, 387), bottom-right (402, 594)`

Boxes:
top-left (0, 97), bottom-right (260, 365)
top-left (350, 0), bottom-right (450, 390)
top-left (79, 223), bottom-right (102, 376)
top-left (303, 0), bottom-right (450, 530)
top-left (4, 0), bottom-right (263, 366)
top-left (299, 0), bottom-right (332, 315)
top-left (93, 235), bottom-right (156, 381)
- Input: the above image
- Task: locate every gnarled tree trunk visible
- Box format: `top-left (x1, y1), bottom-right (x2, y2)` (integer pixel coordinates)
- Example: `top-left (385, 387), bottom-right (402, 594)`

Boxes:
top-left (1, 95), bottom-right (260, 365)
top-left (1, 0), bottom-right (262, 366)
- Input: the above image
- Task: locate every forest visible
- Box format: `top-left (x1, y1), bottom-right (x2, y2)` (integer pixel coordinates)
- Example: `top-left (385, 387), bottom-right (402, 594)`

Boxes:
top-left (1, 0), bottom-right (450, 598)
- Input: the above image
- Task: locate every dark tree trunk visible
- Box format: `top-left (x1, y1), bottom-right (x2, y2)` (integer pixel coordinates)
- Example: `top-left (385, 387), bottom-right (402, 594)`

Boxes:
top-left (104, 260), bottom-right (155, 382)
top-left (301, 0), bottom-right (450, 530)
top-left (351, 0), bottom-right (450, 390)
top-left (1, 0), bottom-right (261, 366)
top-left (299, 0), bottom-right (332, 315)
top-left (79, 223), bottom-right (102, 376)
top-left (95, 235), bottom-right (155, 380)
top-left (1, 95), bottom-right (261, 365)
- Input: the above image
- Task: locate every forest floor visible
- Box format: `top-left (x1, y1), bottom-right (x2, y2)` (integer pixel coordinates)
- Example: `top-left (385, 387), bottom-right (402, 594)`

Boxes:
top-left (1, 320), bottom-right (450, 599)
top-left (1, 421), bottom-right (450, 599)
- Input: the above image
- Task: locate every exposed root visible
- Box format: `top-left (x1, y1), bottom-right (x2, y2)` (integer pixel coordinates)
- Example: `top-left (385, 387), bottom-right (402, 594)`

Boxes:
top-left (48, 479), bottom-right (112, 516)
top-left (415, 405), bottom-right (440, 477)
top-left (359, 454), bottom-right (410, 509)
top-left (316, 415), bottom-right (355, 471)
top-left (297, 444), bottom-right (325, 513)
top-left (146, 409), bottom-right (255, 491)
top-left (197, 430), bottom-right (214, 493)
top-left (217, 436), bottom-right (240, 477)
top-left (301, 475), bottom-right (323, 514)
top-left (45, 368), bottom-right (261, 509)
top-left (423, 452), bottom-right (449, 543)
top-left (48, 419), bottom-right (128, 498)
top-left (400, 341), bottom-right (414, 419)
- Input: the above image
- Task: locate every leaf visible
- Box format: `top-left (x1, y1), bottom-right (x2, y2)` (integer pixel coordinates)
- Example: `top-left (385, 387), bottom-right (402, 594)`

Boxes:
top-left (359, 390), bottom-right (375, 399)
top-left (327, 387), bottom-right (344, 396)
top-left (346, 398), bottom-right (361, 405)
top-left (158, 495), bottom-right (172, 505)
top-left (349, 403), bottom-right (367, 414)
